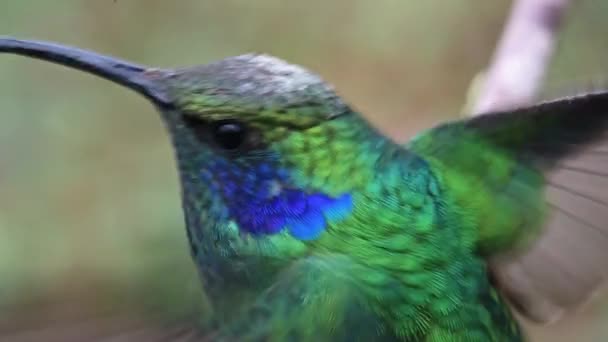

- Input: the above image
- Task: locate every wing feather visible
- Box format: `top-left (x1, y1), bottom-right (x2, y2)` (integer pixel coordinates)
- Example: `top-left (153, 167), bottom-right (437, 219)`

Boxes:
top-left (409, 92), bottom-right (608, 323)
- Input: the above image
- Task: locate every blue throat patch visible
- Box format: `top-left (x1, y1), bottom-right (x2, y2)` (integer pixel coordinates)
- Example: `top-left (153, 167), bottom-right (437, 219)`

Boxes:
top-left (201, 159), bottom-right (353, 241)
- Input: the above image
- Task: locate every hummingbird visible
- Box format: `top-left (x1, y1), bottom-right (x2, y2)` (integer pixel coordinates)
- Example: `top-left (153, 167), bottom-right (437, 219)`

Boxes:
top-left (1, 37), bottom-right (607, 341)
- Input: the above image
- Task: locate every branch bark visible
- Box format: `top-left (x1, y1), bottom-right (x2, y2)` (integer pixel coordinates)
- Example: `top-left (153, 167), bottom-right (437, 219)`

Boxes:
top-left (470, 0), bottom-right (573, 115)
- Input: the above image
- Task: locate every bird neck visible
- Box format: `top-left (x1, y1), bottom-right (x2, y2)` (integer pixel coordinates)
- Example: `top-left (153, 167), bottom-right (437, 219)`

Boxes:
top-left (276, 113), bottom-right (398, 196)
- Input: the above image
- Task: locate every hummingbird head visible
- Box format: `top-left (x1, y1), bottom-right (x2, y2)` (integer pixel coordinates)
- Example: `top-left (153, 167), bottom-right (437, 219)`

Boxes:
top-left (158, 54), bottom-right (386, 247)
top-left (0, 38), bottom-right (390, 256)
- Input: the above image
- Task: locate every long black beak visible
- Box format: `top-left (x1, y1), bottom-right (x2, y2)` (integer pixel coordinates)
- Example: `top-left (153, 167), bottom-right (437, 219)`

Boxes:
top-left (0, 37), bottom-right (170, 104)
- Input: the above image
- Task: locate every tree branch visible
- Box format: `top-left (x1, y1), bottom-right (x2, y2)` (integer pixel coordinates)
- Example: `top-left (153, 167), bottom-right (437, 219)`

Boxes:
top-left (469, 0), bottom-right (573, 115)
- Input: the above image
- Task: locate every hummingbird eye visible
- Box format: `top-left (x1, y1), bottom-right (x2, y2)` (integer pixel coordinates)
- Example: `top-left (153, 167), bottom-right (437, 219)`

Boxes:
top-left (182, 113), bottom-right (262, 152)
top-left (212, 120), bottom-right (247, 150)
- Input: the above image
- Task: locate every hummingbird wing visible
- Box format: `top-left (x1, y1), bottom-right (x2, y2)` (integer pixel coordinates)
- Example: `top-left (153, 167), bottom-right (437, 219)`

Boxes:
top-left (407, 92), bottom-right (608, 323)
top-left (212, 255), bottom-right (388, 341)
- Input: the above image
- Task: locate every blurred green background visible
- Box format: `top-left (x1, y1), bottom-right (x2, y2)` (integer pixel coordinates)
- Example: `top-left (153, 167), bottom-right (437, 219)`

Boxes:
top-left (1, 1), bottom-right (608, 340)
